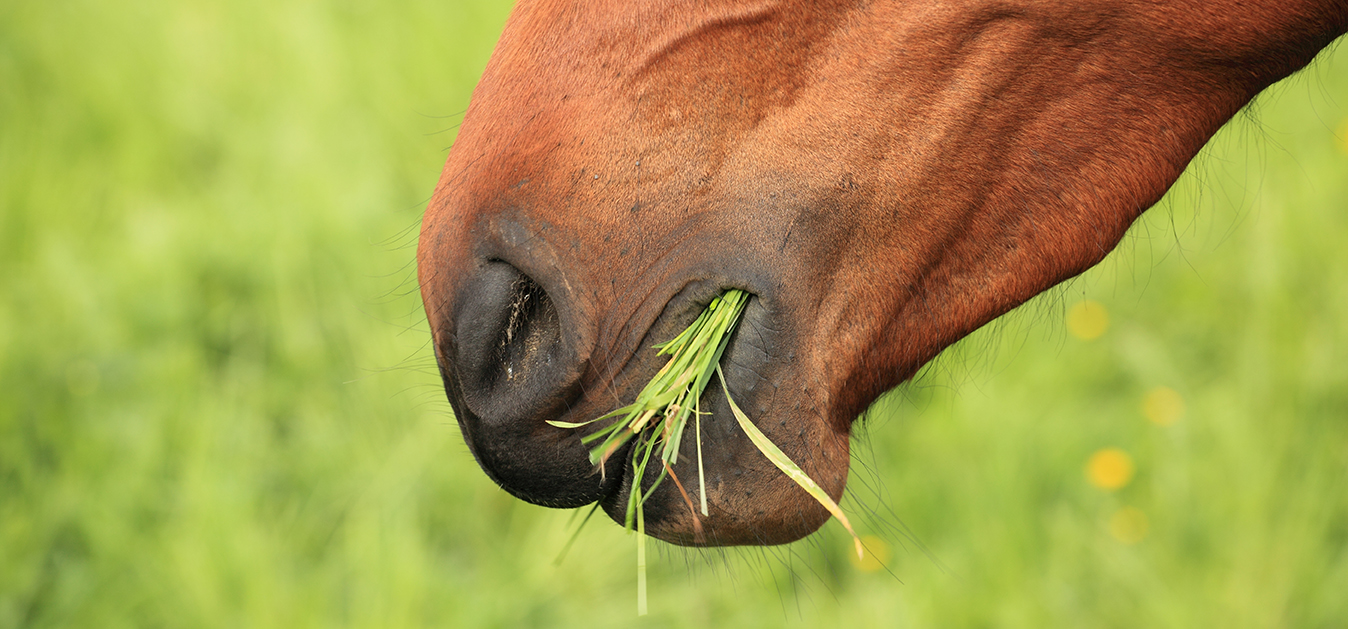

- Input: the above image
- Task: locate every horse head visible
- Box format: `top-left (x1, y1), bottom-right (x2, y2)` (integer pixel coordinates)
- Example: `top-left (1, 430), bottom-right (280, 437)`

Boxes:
top-left (418, 0), bottom-right (1347, 546)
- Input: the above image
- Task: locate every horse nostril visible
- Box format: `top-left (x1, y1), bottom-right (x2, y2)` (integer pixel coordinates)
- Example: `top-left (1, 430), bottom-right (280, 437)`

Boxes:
top-left (455, 261), bottom-right (565, 418)
top-left (499, 276), bottom-right (556, 382)
top-left (445, 260), bottom-right (607, 508)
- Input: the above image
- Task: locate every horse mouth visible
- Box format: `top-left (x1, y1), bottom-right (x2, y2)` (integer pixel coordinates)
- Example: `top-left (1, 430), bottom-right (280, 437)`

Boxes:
top-left (439, 262), bottom-right (758, 506)
top-left (586, 290), bottom-right (819, 546)
top-left (437, 258), bottom-right (834, 546)
top-left (574, 282), bottom-right (760, 521)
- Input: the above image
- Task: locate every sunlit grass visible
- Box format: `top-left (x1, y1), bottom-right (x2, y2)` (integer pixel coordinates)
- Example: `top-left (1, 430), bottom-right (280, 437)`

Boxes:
top-left (3, 2), bottom-right (1348, 627)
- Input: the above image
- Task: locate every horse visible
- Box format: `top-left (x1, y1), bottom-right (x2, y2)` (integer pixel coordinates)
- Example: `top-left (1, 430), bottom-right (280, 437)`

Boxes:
top-left (417, 0), bottom-right (1348, 547)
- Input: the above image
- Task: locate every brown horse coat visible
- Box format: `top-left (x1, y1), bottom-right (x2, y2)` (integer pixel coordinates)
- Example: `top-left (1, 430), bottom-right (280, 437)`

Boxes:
top-left (418, 0), bottom-right (1348, 546)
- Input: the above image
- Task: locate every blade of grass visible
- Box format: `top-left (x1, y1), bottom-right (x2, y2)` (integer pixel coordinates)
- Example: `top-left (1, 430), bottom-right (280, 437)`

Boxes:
top-left (717, 365), bottom-right (864, 561)
top-left (636, 495), bottom-right (648, 616)
top-left (695, 393), bottom-right (708, 516)
top-left (661, 458), bottom-right (704, 543)
top-left (553, 502), bottom-right (601, 566)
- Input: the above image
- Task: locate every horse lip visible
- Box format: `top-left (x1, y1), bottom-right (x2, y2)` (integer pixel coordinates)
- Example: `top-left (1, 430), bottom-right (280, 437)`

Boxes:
top-left (577, 281), bottom-right (737, 481)
top-left (594, 290), bottom-right (779, 543)
top-left (440, 363), bottom-right (618, 509)
top-left (628, 279), bottom-right (760, 360)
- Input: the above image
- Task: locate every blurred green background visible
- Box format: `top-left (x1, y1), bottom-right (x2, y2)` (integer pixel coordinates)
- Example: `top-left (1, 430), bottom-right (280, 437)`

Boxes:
top-left (3, 1), bottom-right (1347, 626)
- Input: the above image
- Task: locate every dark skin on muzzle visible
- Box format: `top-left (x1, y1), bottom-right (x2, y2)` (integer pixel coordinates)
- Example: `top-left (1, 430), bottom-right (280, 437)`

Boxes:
top-left (417, 0), bottom-right (1348, 547)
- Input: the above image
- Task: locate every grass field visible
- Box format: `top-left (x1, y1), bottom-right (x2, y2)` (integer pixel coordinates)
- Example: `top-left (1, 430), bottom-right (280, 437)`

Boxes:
top-left (3, 2), bottom-right (1347, 627)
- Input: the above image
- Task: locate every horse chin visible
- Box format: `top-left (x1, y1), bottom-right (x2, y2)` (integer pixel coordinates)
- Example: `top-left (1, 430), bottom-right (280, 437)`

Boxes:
top-left (596, 441), bottom-right (840, 548)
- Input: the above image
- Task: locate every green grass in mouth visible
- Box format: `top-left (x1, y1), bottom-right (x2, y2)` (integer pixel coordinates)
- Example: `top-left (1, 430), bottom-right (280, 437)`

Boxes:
top-left (548, 289), bottom-right (861, 615)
